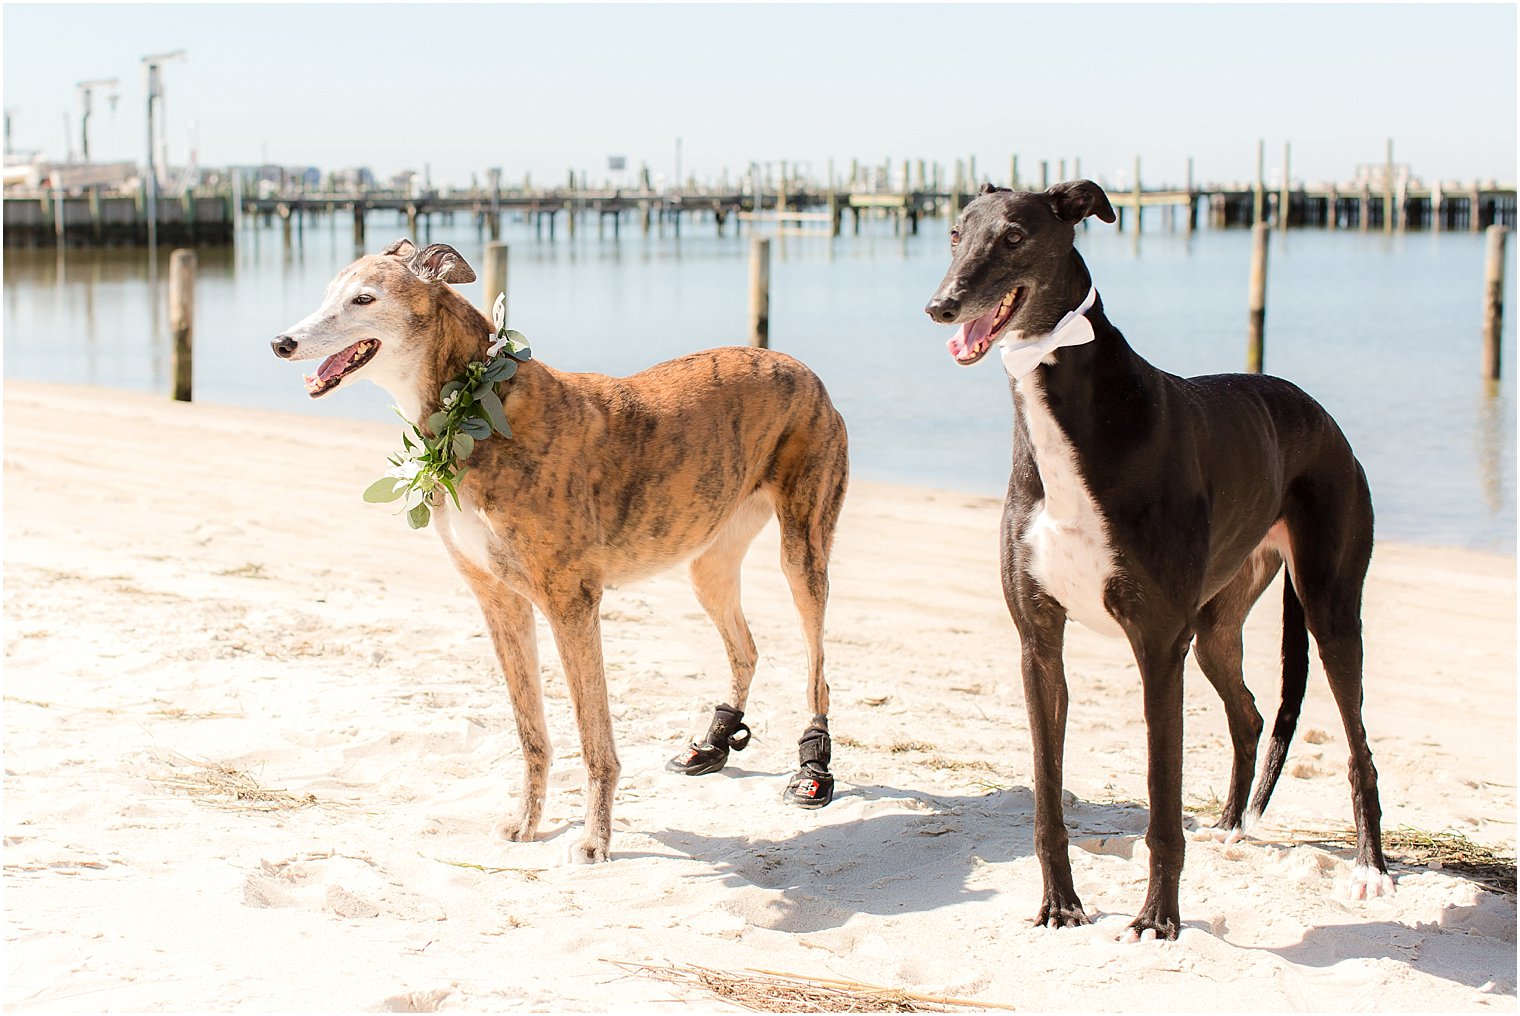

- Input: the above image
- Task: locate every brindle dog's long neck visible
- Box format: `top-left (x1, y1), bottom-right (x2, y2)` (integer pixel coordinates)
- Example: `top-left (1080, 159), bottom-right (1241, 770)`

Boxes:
top-left (413, 285), bottom-right (553, 439)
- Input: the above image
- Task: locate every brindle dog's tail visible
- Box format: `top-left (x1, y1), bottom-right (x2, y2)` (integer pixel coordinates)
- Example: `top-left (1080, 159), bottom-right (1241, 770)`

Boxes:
top-left (1245, 575), bottom-right (1310, 824)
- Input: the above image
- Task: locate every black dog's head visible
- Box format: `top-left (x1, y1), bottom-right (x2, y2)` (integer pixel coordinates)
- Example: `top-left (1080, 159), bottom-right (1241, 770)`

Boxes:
top-left (925, 180), bottom-right (1115, 366)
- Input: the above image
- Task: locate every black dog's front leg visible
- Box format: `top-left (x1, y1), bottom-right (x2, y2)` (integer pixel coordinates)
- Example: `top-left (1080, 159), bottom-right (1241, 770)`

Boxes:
top-left (1125, 624), bottom-right (1193, 941)
top-left (1015, 596), bottom-right (1087, 929)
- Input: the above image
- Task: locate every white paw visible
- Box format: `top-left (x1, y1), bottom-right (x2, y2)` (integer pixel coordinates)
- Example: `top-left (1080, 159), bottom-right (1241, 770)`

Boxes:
top-left (490, 816), bottom-right (538, 845)
top-left (1194, 825), bottom-right (1243, 845)
top-left (1348, 863), bottom-right (1395, 900)
top-left (567, 837), bottom-right (609, 865)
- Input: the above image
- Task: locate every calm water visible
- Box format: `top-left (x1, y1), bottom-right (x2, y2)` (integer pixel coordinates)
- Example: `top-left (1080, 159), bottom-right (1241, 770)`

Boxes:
top-left (4, 211), bottom-right (1515, 552)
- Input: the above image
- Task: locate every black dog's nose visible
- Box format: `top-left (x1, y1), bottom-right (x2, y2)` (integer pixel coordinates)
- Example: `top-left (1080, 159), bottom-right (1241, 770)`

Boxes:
top-left (271, 335), bottom-right (298, 359)
top-left (925, 296), bottom-right (961, 323)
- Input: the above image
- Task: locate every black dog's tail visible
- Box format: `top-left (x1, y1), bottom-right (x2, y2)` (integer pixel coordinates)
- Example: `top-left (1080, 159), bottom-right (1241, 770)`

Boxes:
top-left (1246, 574), bottom-right (1310, 823)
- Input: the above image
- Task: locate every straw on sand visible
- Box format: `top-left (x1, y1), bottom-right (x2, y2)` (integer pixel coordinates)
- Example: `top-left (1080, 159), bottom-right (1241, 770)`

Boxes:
top-left (1279, 824), bottom-right (1515, 896)
top-left (146, 751), bottom-right (320, 812)
top-left (602, 960), bottom-right (1014, 1013)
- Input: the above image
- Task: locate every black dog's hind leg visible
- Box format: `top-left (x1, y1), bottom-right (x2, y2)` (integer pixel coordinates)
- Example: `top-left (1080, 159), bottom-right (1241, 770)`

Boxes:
top-left (1194, 552), bottom-right (1280, 836)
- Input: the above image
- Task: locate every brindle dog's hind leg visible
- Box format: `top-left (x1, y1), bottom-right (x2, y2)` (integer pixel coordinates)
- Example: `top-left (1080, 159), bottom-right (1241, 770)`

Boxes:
top-left (667, 495), bottom-right (772, 776)
top-left (769, 424), bottom-right (848, 808)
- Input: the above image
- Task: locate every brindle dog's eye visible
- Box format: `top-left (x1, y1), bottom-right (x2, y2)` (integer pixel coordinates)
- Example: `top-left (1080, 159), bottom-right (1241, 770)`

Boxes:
top-left (1006, 230), bottom-right (1024, 246)
top-left (950, 230), bottom-right (961, 246)
top-left (352, 293), bottom-right (375, 305)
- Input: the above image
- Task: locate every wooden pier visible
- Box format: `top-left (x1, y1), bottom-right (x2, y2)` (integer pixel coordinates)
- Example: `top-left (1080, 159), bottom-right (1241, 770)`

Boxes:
top-left (3, 189), bottom-right (234, 247)
top-left (4, 166), bottom-right (1514, 248)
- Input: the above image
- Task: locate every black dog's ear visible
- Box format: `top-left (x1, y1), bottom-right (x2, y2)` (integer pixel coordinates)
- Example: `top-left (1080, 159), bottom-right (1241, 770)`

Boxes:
top-left (406, 243), bottom-right (477, 284)
top-left (1047, 179), bottom-right (1116, 224)
top-left (382, 238), bottom-right (418, 258)
top-left (978, 182), bottom-right (997, 196)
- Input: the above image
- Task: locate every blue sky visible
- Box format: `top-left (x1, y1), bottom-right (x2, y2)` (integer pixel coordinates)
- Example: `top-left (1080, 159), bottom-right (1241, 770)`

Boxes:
top-left (3, 3), bottom-right (1515, 189)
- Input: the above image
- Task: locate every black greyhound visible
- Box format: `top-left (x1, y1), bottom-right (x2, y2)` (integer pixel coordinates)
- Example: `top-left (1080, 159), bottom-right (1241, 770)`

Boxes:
top-left (925, 180), bottom-right (1391, 940)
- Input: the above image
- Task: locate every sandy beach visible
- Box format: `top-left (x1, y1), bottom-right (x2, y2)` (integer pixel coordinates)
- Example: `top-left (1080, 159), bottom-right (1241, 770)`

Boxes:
top-left (4, 379), bottom-right (1515, 1012)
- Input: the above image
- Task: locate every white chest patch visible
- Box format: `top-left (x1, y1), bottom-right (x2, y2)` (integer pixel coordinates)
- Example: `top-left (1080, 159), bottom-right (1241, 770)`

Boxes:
top-left (436, 490), bottom-right (497, 574)
top-left (1014, 374), bottom-right (1125, 639)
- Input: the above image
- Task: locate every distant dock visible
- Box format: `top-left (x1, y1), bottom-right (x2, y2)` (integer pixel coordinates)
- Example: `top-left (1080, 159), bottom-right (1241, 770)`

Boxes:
top-left (4, 169), bottom-right (1515, 248)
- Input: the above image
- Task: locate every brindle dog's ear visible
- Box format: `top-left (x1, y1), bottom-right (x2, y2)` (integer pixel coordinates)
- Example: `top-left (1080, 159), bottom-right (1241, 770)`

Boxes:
top-left (406, 243), bottom-right (477, 285)
top-left (979, 182), bottom-right (997, 196)
top-left (382, 238), bottom-right (418, 258)
top-left (1047, 179), bottom-right (1116, 224)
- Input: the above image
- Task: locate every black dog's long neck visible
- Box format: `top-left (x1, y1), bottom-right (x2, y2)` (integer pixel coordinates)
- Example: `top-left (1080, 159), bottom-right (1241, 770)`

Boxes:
top-left (1022, 250), bottom-right (1154, 464)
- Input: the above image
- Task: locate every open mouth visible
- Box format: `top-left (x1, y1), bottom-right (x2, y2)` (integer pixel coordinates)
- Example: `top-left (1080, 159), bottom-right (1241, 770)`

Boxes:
top-left (304, 339), bottom-right (379, 398)
top-left (946, 288), bottom-right (1022, 366)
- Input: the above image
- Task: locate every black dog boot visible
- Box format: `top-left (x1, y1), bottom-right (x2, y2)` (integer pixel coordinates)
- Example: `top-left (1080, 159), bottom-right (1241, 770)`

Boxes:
top-left (666, 703), bottom-right (751, 776)
top-left (782, 717), bottom-right (834, 809)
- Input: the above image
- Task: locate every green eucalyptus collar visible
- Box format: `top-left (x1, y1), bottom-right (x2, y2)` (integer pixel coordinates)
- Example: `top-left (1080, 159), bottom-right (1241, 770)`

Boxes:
top-left (362, 293), bottom-right (532, 529)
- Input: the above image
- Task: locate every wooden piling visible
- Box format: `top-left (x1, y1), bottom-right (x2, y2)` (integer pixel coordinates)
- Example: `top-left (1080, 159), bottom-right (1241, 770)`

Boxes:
top-left (52, 183), bottom-right (64, 245)
top-left (352, 200), bottom-right (366, 246)
top-left (1246, 223), bottom-right (1269, 373)
top-left (1132, 155), bottom-right (1142, 233)
top-left (1185, 156), bottom-right (1196, 233)
top-left (170, 249), bottom-right (195, 402)
top-left (1383, 138), bottom-right (1395, 235)
top-left (1278, 142), bottom-right (1291, 230)
top-left (231, 170), bottom-right (243, 234)
top-left (482, 241), bottom-right (508, 322)
top-left (1253, 139), bottom-right (1265, 226)
top-left (748, 237), bottom-right (770, 349)
top-left (88, 187), bottom-right (103, 244)
top-left (1483, 225), bottom-right (1509, 381)
top-left (1040, 160), bottom-right (1049, 189)
top-left (827, 158), bottom-right (839, 236)
top-left (1009, 155), bottom-right (1019, 189)
top-left (488, 168), bottom-right (502, 241)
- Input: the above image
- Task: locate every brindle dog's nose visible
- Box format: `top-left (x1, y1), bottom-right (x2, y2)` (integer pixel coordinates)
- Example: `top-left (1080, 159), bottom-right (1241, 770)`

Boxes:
top-left (271, 335), bottom-right (298, 358)
top-left (925, 295), bottom-right (961, 323)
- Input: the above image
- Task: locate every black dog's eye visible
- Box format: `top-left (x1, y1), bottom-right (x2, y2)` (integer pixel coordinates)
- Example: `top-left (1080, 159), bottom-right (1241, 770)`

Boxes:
top-left (1006, 230), bottom-right (1024, 247)
top-left (352, 293), bottom-right (375, 305)
top-left (950, 230), bottom-right (961, 246)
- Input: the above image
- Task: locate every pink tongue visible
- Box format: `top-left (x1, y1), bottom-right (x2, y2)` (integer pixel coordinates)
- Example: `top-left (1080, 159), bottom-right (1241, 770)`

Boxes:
top-left (946, 309), bottom-right (999, 361)
top-left (316, 343), bottom-right (362, 382)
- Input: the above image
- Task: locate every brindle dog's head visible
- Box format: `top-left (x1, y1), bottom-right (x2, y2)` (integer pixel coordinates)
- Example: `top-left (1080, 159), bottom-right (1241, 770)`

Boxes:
top-left (271, 239), bottom-right (476, 398)
top-left (925, 180), bottom-right (1115, 366)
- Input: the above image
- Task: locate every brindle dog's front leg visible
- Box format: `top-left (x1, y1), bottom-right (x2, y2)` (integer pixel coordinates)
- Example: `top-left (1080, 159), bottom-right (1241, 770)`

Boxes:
top-left (543, 583), bottom-right (621, 864)
top-left (1012, 591), bottom-right (1087, 928)
top-left (461, 573), bottom-right (549, 845)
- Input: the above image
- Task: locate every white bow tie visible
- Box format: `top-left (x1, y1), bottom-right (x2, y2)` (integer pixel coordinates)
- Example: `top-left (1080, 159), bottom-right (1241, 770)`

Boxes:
top-left (999, 286), bottom-right (1098, 380)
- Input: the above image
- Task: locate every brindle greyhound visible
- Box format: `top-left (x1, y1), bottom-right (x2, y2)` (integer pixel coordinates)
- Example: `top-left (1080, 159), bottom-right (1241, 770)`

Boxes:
top-left (925, 182), bottom-right (1391, 940)
top-left (272, 239), bottom-right (849, 863)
